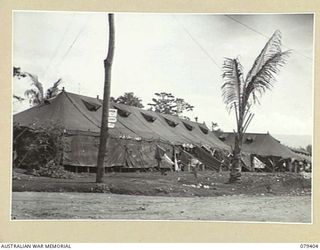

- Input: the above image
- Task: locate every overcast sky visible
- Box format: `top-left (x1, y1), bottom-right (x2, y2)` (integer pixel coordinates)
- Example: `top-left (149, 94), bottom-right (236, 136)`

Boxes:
top-left (13, 12), bottom-right (314, 136)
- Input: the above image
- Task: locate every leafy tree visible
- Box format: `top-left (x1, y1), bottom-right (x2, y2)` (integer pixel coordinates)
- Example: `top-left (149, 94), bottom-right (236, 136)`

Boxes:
top-left (175, 98), bottom-right (194, 116)
top-left (148, 92), bottom-right (194, 116)
top-left (221, 30), bottom-right (290, 183)
top-left (112, 92), bottom-right (144, 108)
top-left (148, 92), bottom-right (175, 114)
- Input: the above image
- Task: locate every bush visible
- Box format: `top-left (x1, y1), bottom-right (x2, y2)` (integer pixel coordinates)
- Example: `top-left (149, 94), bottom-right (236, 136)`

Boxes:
top-left (13, 122), bottom-right (67, 173)
top-left (90, 184), bottom-right (110, 193)
top-left (34, 160), bottom-right (73, 179)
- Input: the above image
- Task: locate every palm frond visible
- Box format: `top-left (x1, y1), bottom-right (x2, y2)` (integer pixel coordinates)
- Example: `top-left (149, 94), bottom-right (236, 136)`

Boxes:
top-left (25, 72), bottom-right (44, 101)
top-left (24, 89), bottom-right (41, 105)
top-left (245, 30), bottom-right (282, 85)
top-left (24, 89), bottom-right (37, 98)
top-left (13, 67), bottom-right (21, 77)
top-left (13, 95), bottom-right (25, 102)
top-left (24, 89), bottom-right (36, 105)
top-left (46, 78), bottom-right (62, 98)
top-left (52, 78), bottom-right (62, 89)
top-left (243, 50), bottom-right (291, 106)
top-left (221, 58), bottom-right (245, 112)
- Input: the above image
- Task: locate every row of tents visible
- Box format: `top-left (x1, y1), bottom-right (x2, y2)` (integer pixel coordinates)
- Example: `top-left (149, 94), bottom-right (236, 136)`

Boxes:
top-left (217, 132), bottom-right (311, 172)
top-left (13, 90), bottom-right (311, 173)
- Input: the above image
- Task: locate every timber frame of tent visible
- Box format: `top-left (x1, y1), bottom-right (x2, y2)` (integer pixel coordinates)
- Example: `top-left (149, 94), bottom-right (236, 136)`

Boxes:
top-left (217, 132), bottom-right (311, 172)
top-left (13, 90), bottom-right (231, 172)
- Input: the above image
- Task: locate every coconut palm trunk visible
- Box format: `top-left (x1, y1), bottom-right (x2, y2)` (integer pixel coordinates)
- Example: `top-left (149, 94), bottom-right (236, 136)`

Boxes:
top-left (221, 30), bottom-right (290, 183)
top-left (96, 13), bottom-right (115, 183)
top-left (230, 132), bottom-right (242, 182)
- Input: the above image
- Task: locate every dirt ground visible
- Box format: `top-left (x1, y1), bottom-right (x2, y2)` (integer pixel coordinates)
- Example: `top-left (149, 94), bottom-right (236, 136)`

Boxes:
top-left (12, 170), bottom-right (311, 197)
top-left (11, 170), bottom-right (312, 222)
top-left (11, 192), bottom-right (311, 222)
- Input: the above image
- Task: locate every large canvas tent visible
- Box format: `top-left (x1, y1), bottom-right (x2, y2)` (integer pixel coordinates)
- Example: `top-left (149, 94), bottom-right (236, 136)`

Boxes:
top-left (218, 132), bottom-right (297, 158)
top-left (217, 132), bottom-right (302, 171)
top-left (13, 91), bottom-right (230, 171)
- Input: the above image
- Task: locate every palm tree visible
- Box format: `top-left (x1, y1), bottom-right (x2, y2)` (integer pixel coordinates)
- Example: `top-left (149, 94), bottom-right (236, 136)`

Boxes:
top-left (221, 30), bottom-right (290, 183)
top-left (24, 73), bottom-right (44, 105)
top-left (13, 67), bottom-right (62, 106)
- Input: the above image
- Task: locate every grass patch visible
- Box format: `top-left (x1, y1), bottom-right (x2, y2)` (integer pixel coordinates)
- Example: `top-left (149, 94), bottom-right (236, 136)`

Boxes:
top-left (12, 168), bottom-right (311, 197)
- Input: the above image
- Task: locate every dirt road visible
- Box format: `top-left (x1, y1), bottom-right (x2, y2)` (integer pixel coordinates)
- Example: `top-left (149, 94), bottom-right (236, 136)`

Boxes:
top-left (11, 192), bottom-right (311, 223)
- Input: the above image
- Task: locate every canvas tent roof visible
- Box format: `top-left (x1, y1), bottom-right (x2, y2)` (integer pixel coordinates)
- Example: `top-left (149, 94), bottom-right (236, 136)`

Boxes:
top-left (14, 91), bottom-right (230, 151)
top-left (289, 148), bottom-right (312, 162)
top-left (217, 132), bottom-right (298, 159)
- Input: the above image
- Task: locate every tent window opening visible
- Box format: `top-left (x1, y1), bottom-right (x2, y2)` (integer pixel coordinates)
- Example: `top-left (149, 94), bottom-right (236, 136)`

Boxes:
top-left (114, 106), bottom-right (131, 117)
top-left (199, 125), bottom-right (209, 134)
top-left (164, 117), bottom-right (179, 127)
top-left (141, 112), bottom-right (157, 122)
top-left (182, 121), bottom-right (194, 131)
top-left (82, 99), bottom-right (101, 111)
top-left (218, 135), bottom-right (226, 141)
top-left (245, 137), bottom-right (254, 143)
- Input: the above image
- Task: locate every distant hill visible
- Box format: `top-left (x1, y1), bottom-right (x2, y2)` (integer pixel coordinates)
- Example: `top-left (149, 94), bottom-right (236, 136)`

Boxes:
top-left (273, 134), bottom-right (312, 149)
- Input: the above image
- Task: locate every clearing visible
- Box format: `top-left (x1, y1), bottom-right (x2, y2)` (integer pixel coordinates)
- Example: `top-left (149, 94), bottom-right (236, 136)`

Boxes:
top-left (12, 192), bottom-right (311, 222)
top-left (11, 170), bottom-right (312, 222)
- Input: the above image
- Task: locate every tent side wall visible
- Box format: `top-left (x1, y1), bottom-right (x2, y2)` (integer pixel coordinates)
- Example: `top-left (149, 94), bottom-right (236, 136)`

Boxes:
top-left (62, 131), bottom-right (175, 170)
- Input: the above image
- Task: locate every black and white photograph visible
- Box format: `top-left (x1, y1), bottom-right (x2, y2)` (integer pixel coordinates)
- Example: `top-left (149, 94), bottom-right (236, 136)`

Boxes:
top-left (12, 11), bottom-right (313, 223)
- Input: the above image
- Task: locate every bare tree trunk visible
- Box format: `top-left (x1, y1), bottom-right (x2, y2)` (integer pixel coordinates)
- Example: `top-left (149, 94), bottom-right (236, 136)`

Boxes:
top-left (96, 13), bottom-right (115, 183)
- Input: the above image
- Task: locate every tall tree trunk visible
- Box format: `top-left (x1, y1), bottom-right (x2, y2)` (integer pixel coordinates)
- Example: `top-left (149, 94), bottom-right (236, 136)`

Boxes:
top-left (96, 13), bottom-right (115, 183)
top-left (229, 102), bottom-right (244, 183)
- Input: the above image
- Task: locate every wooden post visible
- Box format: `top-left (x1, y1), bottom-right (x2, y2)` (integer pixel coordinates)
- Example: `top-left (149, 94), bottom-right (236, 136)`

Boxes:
top-left (96, 13), bottom-right (115, 183)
